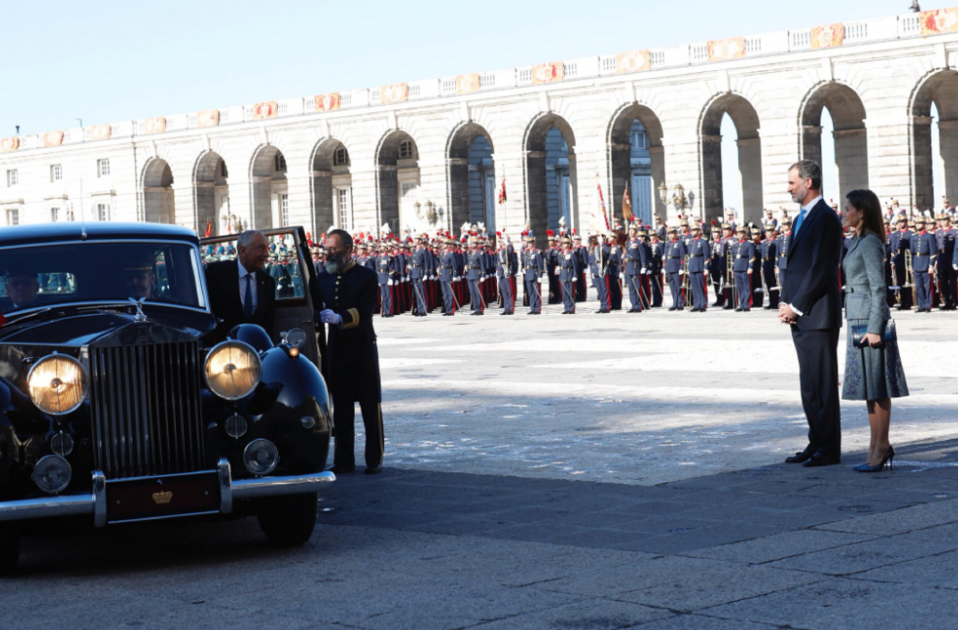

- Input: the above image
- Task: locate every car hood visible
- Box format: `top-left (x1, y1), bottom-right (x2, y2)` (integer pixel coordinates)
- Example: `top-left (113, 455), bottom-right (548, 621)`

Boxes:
top-left (0, 310), bottom-right (214, 347)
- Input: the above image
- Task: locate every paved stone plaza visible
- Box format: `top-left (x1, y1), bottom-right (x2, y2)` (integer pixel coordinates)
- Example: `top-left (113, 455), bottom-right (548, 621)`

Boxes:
top-left (6, 300), bottom-right (958, 629)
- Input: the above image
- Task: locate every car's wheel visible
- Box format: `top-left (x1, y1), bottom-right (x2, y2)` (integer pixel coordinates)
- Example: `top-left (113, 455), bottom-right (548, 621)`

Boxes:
top-left (256, 493), bottom-right (318, 547)
top-left (0, 522), bottom-right (21, 575)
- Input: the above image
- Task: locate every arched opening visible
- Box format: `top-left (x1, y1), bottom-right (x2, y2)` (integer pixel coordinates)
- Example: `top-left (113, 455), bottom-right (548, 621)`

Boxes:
top-left (526, 114), bottom-right (577, 241)
top-left (609, 104), bottom-right (665, 226)
top-left (312, 139), bottom-right (352, 233)
top-left (377, 131), bottom-right (420, 235)
top-left (194, 151), bottom-right (230, 235)
top-left (250, 145), bottom-right (288, 229)
top-left (142, 158), bottom-right (174, 224)
top-left (801, 82), bottom-right (868, 205)
top-left (912, 70), bottom-right (958, 211)
top-left (448, 123), bottom-right (495, 233)
top-left (701, 94), bottom-right (762, 225)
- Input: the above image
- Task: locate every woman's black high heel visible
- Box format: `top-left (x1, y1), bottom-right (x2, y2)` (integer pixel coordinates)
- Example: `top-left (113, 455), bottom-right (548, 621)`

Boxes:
top-left (856, 446), bottom-right (895, 473)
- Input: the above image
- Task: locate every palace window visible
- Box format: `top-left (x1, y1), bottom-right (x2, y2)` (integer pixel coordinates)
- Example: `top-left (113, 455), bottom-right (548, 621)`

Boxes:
top-left (6, 209), bottom-right (18, 226)
top-left (51, 164), bottom-right (63, 182)
top-left (50, 207), bottom-right (60, 223)
top-left (334, 146), bottom-right (349, 166)
top-left (337, 188), bottom-right (351, 229)
top-left (97, 203), bottom-right (109, 221)
top-left (399, 140), bottom-right (415, 160)
top-left (280, 194), bottom-right (289, 227)
top-left (6, 170), bottom-right (17, 187)
top-left (275, 154), bottom-right (287, 172)
top-left (221, 161), bottom-right (229, 178)
top-left (98, 159), bottom-right (110, 177)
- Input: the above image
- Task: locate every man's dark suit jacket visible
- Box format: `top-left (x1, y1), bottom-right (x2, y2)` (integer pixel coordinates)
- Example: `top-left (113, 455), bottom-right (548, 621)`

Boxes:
top-left (784, 198), bottom-right (843, 331)
top-left (205, 260), bottom-right (277, 344)
top-left (316, 260), bottom-right (380, 402)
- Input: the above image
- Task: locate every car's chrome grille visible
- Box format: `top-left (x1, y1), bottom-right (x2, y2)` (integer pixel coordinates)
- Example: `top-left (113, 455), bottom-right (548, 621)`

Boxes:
top-left (89, 342), bottom-right (205, 479)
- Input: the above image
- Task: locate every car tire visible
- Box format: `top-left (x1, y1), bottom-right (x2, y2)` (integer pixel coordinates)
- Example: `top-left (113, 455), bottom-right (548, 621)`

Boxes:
top-left (256, 492), bottom-right (318, 547)
top-left (0, 522), bottom-right (21, 575)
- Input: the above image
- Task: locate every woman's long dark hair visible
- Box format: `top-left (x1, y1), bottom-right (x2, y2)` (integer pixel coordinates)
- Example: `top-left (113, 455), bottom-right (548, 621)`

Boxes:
top-left (845, 189), bottom-right (884, 239)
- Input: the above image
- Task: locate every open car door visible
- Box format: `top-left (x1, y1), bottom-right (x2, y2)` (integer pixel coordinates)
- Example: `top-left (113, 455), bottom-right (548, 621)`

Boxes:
top-left (201, 226), bottom-right (327, 373)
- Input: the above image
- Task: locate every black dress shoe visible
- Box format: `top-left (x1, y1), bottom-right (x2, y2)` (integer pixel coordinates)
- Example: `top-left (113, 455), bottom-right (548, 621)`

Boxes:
top-left (735, 308), bottom-right (743, 312)
top-left (803, 453), bottom-right (841, 468)
top-left (330, 465), bottom-right (356, 475)
top-left (443, 313), bottom-right (454, 316)
top-left (668, 307), bottom-right (677, 312)
top-left (785, 448), bottom-right (812, 464)
top-left (597, 309), bottom-right (610, 314)
top-left (364, 466), bottom-right (383, 475)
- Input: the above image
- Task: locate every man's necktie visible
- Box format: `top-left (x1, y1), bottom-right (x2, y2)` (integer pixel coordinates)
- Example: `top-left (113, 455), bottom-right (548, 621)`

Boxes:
top-left (793, 207), bottom-right (809, 239)
top-left (244, 274), bottom-right (254, 320)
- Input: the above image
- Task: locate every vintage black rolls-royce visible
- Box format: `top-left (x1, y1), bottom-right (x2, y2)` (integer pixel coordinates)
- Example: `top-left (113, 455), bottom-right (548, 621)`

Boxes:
top-left (0, 223), bottom-right (333, 572)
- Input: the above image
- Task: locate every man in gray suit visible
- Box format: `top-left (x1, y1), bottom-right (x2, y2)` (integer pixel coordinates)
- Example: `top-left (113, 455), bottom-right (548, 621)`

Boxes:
top-left (779, 161), bottom-right (844, 467)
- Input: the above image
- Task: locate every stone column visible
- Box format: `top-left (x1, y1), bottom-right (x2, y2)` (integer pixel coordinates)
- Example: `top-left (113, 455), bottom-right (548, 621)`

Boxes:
top-left (912, 117), bottom-right (934, 211)
top-left (573, 138), bottom-right (608, 234)
top-left (939, 119), bottom-right (958, 206)
top-left (866, 112), bottom-right (913, 208)
top-left (835, 128), bottom-right (869, 201)
top-left (762, 121), bottom-right (804, 212)
top-left (738, 137), bottom-right (764, 224)
top-left (171, 177), bottom-right (197, 232)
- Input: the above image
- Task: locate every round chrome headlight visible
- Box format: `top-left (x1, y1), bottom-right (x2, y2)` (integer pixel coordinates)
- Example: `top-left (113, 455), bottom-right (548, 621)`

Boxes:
top-left (243, 439), bottom-right (279, 476)
top-left (33, 455), bottom-right (72, 494)
top-left (27, 354), bottom-right (88, 416)
top-left (205, 341), bottom-right (262, 401)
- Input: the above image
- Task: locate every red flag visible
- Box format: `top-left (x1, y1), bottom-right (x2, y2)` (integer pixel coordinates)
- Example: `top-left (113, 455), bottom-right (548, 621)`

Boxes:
top-left (622, 186), bottom-right (633, 225)
top-left (205, 219), bottom-right (211, 238)
top-left (498, 176), bottom-right (507, 205)
top-left (227, 217), bottom-right (233, 234)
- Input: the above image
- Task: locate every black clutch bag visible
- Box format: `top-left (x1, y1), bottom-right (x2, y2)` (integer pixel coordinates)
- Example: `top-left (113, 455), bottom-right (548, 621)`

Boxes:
top-left (851, 319), bottom-right (897, 348)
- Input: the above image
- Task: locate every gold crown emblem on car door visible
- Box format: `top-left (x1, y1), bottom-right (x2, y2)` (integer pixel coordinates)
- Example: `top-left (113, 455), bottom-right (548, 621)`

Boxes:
top-left (152, 491), bottom-right (173, 505)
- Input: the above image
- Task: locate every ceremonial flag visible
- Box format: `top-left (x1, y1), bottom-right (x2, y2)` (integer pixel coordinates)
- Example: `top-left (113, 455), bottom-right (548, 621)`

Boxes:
top-left (622, 186), bottom-right (633, 225)
top-left (498, 176), bottom-right (507, 205)
top-left (205, 219), bottom-right (211, 238)
top-left (227, 217), bottom-right (233, 234)
top-left (593, 174), bottom-right (611, 234)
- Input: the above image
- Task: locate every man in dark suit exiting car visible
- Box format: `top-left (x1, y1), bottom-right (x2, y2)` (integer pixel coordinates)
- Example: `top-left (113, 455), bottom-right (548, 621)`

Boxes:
top-left (779, 161), bottom-right (844, 468)
top-left (316, 229), bottom-right (384, 475)
top-left (205, 230), bottom-right (276, 344)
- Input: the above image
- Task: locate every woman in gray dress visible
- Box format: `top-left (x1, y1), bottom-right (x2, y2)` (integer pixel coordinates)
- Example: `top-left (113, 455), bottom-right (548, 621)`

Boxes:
top-left (842, 190), bottom-right (909, 472)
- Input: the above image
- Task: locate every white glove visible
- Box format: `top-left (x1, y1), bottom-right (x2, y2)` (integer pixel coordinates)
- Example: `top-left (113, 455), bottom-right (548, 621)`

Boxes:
top-left (954, 265), bottom-right (958, 271)
top-left (679, 270), bottom-right (684, 276)
top-left (747, 270), bottom-right (753, 275)
top-left (320, 309), bottom-right (343, 327)
top-left (641, 267), bottom-right (647, 274)
top-left (555, 269), bottom-right (561, 276)
top-left (388, 280), bottom-right (394, 286)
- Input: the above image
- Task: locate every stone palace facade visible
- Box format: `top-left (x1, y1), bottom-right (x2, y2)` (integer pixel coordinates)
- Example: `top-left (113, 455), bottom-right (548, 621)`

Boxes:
top-left (4, 8), bottom-right (958, 243)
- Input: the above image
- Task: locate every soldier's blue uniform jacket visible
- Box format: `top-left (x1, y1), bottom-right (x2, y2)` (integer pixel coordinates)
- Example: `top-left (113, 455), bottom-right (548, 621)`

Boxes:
top-left (589, 243), bottom-right (611, 277)
top-left (625, 238), bottom-right (649, 276)
top-left (663, 239), bottom-right (686, 274)
top-left (686, 236), bottom-right (709, 273)
top-left (558, 247), bottom-right (578, 313)
top-left (911, 229), bottom-right (938, 311)
top-left (522, 247), bottom-right (545, 279)
top-left (938, 225), bottom-right (956, 309)
top-left (732, 239), bottom-right (756, 310)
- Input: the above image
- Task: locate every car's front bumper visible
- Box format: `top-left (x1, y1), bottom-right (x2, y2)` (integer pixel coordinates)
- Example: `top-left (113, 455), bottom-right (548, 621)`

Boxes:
top-left (0, 459), bottom-right (335, 527)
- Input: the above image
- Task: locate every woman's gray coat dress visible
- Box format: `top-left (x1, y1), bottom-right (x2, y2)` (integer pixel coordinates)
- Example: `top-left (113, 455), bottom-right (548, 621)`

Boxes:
top-left (841, 233), bottom-right (909, 401)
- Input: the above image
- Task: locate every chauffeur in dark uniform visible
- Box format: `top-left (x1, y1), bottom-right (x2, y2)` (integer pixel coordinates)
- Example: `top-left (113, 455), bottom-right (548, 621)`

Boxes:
top-left (317, 229), bottom-right (384, 475)
top-left (205, 230), bottom-right (277, 344)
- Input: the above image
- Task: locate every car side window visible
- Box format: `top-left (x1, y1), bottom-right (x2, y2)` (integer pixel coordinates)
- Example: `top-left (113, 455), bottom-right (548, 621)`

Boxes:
top-left (202, 235), bottom-right (305, 301)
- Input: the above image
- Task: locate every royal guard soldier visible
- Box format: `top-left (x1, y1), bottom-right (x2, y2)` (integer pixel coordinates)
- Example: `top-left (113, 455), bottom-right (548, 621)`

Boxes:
top-left (376, 243), bottom-right (396, 317)
top-left (522, 235), bottom-right (545, 315)
top-left (654, 215), bottom-right (668, 242)
top-left (761, 224), bottom-right (780, 309)
top-left (911, 217), bottom-right (937, 312)
top-left (749, 226), bottom-right (765, 309)
top-left (465, 237), bottom-right (486, 316)
top-left (545, 232), bottom-right (560, 304)
top-left (888, 214), bottom-right (912, 312)
top-left (496, 234), bottom-right (517, 315)
top-left (438, 238), bottom-right (458, 316)
top-left (647, 227), bottom-right (664, 307)
top-left (557, 236), bottom-right (578, 314)
top-left (573, 234), bottom-right (588, 302)
top-left (938, 213), bottom-right (956, 310)
top-left (409, 235), bottom-right (429, 317)
top-left (664, 226), bottom-right (687, 311)
top-left (732, 226), bottom-right (756, 311)
top-left (588, 235), bottom-right (612, 314)
top-left (776, 217), bottom-right (792, 304)
top-left (679, 217), bottom-right (693, 248)
top-left (607, 234), bottom-right (624, 311)
top-left (686, 223), bottom-right (710, 312)
top-left (709, 226), bottom-right (726, 308)
top-left (624, 225), bottom-right (648, 312)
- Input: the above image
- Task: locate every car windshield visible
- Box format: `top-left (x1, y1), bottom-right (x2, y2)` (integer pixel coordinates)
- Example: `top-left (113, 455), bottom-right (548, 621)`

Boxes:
top-left (0, 241), bottom-right (205, 315)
